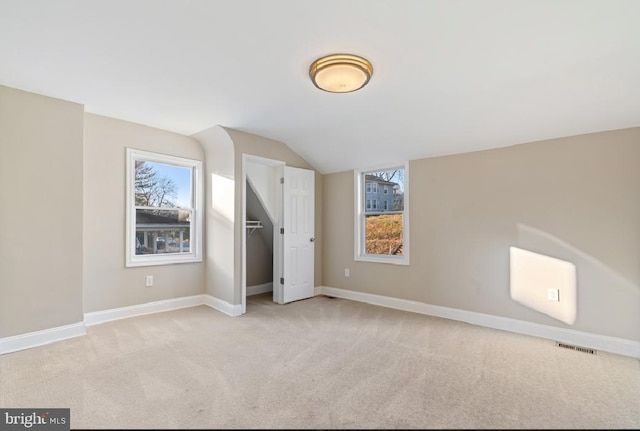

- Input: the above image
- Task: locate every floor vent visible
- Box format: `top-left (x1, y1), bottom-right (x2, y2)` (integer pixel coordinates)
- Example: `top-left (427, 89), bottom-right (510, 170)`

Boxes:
top-left (556, 342), bottom-right (597, 355)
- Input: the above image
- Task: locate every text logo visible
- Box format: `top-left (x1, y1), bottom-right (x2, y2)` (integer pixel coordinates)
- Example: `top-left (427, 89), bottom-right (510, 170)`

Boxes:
top-left (0, 409), bottom-right (69, 431)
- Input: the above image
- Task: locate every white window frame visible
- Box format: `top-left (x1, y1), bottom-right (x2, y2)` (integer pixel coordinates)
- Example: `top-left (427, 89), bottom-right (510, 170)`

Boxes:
top-left (126, 148), bottom-right (203, 267)
top-left (371, 182), bottom-right (378, 193)
top-left (366, 183), bottom-right (372, 193)
top-left (354, 162), bottom-right (410, 265)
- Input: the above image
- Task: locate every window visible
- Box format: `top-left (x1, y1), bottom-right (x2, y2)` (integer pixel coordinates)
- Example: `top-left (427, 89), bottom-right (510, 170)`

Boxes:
top-left (366, 183), bottom-right (372, 193)
top-left (355, 164), bottom-right (409, 265)
top-left (384, 185), bottom-right (388, 194)
top-left (126, 148), bottom-right (203, 267)
top-left (371, 182), bottom-right (378, 193)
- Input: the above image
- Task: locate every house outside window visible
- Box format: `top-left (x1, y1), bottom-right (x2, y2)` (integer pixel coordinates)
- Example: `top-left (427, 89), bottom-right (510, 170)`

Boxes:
top-left (355, 163), bottom-right (409, 265)
top-left (126, 148), bottom-right (203, 267)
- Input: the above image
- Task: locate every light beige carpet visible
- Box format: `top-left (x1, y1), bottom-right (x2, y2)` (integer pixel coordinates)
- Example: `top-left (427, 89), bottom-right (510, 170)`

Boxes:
top-left (1, 293), bottom-right (639, 429)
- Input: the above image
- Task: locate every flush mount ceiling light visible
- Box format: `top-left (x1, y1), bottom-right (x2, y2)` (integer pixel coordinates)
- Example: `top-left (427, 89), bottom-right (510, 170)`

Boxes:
top-left (309, 54), bottom-right (373, 93)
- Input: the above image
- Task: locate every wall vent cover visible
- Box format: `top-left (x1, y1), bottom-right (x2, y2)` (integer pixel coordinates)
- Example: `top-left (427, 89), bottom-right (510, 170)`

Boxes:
top-left (556, 342), bottom-right (597, 355)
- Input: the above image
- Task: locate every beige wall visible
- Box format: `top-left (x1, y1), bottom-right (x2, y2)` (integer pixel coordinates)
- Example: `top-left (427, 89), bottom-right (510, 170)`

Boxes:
top-left (246, 178), bottom-right (274, 287)
top-left (191, 126), bottom-right (236, 303)
top-left (5, 83), bottom-right (634, 345)
top-left (0, 86), bottom-right (84, 337)
top-left (323, 128), bottom-right (640, 341)
top-left (83, 114), bottom-right (205, 313)
top-left (191, 127), bottom-right (323, 305)
top-left (246, 233), bottom-right (272, 287)
top-left (226, 128), bottom-right (324, 304)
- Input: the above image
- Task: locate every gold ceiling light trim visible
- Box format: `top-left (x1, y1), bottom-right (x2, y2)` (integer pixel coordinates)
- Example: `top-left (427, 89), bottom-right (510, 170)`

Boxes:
top-left (309, 54), bottom-right (373, 93)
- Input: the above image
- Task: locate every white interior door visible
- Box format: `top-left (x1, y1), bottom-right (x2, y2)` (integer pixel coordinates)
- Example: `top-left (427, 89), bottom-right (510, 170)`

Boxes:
top-left (282, 166), bottom-right (315, 303)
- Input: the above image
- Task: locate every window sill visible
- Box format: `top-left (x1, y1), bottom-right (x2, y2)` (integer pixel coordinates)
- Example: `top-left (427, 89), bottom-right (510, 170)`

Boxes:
top-left (355, 255), bottom-right (409, 266)
top-left (126, 255), bottom-right (202, 267)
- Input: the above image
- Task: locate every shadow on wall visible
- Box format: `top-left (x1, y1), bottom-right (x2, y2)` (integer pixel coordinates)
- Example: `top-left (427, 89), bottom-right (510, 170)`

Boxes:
top-left (514, 223), bottom-right (640, 339)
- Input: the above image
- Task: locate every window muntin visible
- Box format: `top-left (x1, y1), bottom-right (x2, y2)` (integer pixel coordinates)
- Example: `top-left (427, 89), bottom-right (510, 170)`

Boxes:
top-left (126, 149), bottom-right (202, 267)
top-left (355, 164), bottom-right (409, 265)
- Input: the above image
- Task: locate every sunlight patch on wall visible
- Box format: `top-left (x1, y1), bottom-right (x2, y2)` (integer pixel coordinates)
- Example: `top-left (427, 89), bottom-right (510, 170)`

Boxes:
top-left (212, 173), bottom-right (234, 222)
top-left (510, 246), bottom-right (577, 325)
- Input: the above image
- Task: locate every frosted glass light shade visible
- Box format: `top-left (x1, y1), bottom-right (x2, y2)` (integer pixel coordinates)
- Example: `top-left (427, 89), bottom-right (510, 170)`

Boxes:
top-left (309, 54), bottom-right (373, 93)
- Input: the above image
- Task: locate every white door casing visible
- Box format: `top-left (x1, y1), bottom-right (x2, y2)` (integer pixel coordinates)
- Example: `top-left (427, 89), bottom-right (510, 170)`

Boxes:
top-left (282, 166), bottom-right (315, 303)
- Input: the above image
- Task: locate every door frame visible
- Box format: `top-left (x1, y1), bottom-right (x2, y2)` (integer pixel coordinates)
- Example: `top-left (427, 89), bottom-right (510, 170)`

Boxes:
top-left (241, 154), bottom-right (285, 314)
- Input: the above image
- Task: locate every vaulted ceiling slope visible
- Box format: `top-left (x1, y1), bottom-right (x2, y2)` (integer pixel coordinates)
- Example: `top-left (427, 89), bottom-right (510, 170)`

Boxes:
top-left (1, 0), bottom-right (638, 173)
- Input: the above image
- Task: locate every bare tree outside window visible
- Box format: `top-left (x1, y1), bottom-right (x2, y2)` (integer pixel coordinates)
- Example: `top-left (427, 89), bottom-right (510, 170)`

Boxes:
top-left (369, 169), bottom-right (403, 185)
top-left (134, 161), bottom-right (178, 208)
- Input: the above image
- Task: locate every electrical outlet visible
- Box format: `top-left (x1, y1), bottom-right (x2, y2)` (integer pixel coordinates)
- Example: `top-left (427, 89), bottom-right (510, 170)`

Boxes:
top-left (145, 275), bottom-right (153, 287)
top-left (344, 268), bottom-right (350, 277)
top-left (547, 288), bottom-right (559, 302)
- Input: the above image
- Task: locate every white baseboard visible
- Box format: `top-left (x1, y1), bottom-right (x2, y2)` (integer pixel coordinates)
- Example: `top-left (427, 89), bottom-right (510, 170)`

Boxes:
top-left (84, 294), bottom-right (206, 326)
top-left (203, 294), bottom-right (243, 316)
top-left (85, 294), bottom-right (244, 324)
top-left (318, 286), bottom-right (640, 359)
top-left (0, 322), bottom-right (86, 356)
top-left (1, 294), bottom-right (245, 355)
top-left (314, 286), bottom-right (322, 296)
top-left (247, 282), bottom-right (273, 296)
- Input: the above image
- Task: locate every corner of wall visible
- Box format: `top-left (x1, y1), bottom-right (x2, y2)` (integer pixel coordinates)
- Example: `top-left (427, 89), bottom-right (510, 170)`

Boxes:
top-left (192, 126), bottom-right (236, 304)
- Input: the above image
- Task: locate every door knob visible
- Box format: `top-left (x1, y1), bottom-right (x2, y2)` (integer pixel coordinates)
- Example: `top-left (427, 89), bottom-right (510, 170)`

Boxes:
top-left (310, 238), bottom-right (315, 242)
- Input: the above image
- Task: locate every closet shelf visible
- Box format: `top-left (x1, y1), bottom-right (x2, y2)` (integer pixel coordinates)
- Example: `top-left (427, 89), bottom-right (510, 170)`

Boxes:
top-left (246, 220), bottom-right (263, 237)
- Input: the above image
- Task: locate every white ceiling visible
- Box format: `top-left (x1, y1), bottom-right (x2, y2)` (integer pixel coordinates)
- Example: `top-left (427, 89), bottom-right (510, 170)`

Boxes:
top-left (1, 0), bottom-right (638, 173)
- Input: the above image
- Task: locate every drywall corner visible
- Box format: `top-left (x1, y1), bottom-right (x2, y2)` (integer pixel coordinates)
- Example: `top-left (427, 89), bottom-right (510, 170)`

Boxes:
top-left (192, 126), bottom-right (236, 304)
